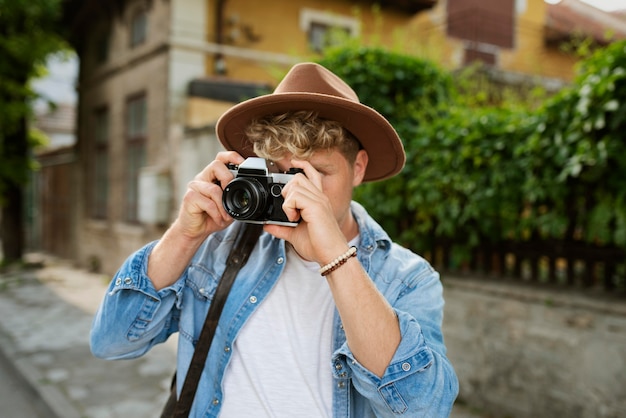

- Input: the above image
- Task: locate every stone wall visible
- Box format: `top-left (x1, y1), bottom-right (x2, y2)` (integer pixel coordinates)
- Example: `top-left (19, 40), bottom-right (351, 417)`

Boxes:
top-left (442, 277), bottom-right (626, 418)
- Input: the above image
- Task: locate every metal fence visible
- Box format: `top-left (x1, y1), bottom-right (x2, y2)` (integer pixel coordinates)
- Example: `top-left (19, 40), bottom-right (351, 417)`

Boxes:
top-left (432, 238), bottom-right (626, 295)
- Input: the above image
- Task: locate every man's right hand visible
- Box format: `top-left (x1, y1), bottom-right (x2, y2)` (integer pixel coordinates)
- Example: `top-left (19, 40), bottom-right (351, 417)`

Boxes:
top-left (147, 151), bottom-right (245, 290)
top-left (174, 151), bottom-right (245, 243)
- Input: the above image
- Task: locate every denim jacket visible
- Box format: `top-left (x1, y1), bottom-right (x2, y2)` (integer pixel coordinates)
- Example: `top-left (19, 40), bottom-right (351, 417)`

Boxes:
top-left (90, 201), bottom-right (458, 417)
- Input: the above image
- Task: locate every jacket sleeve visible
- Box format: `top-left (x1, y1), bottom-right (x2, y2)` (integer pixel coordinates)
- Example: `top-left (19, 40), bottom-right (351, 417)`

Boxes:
top-left (332, 251), bottom-right (459, 417)
top-left (89, 241), bottom-right (185, 360)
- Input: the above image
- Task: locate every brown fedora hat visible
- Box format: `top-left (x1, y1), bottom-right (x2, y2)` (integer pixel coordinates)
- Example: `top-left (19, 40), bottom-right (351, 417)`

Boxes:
top-left (215, 62), bottom-right (405, 182)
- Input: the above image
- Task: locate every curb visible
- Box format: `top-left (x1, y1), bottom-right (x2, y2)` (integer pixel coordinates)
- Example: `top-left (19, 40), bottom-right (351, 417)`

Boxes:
top-left (0, 330), bottom-right (82, 418)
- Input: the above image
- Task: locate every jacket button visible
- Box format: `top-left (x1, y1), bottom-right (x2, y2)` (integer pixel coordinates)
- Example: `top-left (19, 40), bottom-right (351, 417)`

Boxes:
top-left (277, 257), bottom-right (284, 264)
top-left (249, 296), bottom-right (258, 304)
top-left (402, 362), bottom-right (411, 371)
top-left (212, 398), bottom-right (220, 405)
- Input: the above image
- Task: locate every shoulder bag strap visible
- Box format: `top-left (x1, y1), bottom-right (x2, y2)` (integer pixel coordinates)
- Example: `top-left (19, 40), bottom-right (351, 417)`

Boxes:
top-left (172, 223), bottom-right (263, 418)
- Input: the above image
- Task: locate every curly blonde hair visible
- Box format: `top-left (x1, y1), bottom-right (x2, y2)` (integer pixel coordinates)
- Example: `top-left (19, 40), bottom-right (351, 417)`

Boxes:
top-left (244, 110), bottom-right (361, 163)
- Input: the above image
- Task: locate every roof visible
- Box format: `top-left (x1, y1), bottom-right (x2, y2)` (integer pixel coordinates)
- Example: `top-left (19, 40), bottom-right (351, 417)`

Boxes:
top-left (34, 103), bottom-right (76, 135)
top-left (545, 0), bottom-right (626, 45)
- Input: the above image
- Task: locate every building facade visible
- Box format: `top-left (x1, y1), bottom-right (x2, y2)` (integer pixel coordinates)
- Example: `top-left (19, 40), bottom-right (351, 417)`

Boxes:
top-left (59, 0), bottom-right (625, 273)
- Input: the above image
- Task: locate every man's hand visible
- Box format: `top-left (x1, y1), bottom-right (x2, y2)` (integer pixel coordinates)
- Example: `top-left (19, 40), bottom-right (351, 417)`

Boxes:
top-left (174, 151), bottom-right (245, 243)
top-left (147, 151), bottom-right (244, 290)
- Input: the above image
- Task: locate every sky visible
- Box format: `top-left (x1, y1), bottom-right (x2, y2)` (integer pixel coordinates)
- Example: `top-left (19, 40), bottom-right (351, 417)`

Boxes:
top-left (32, 52), bottom-right (78, 112)
top-left (562, 0), bottom-right (626, 10)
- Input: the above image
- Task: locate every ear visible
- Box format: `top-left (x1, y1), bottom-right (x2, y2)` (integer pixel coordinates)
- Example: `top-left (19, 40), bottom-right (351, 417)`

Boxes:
top-left (352, 150), bottom-right (368, 187)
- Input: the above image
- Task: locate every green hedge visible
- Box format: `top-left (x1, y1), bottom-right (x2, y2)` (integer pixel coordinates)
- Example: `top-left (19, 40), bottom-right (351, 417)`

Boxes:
top-left (319, 41), bottom-right (626, 260)
top-left (519, 40), bottom-right (626, 247)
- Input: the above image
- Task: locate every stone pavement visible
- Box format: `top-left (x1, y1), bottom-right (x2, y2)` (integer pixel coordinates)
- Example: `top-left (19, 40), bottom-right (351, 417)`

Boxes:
top-left (0, 253), bottom-right (485, 418)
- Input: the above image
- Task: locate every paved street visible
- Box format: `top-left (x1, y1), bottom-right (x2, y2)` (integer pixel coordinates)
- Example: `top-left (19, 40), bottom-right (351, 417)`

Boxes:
top-left (0, 344), bottom-right (57, 417)
top-left (0, 257), bottom-right (177, 418)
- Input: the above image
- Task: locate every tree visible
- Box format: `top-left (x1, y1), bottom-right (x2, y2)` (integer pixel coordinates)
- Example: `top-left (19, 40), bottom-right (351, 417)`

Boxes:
top-left (0, 0), bottom-right (68, 264)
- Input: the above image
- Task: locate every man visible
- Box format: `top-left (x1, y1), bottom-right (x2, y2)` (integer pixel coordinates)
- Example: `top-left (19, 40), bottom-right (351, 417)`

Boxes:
top-left (90, 62), bottom-right (458, 417)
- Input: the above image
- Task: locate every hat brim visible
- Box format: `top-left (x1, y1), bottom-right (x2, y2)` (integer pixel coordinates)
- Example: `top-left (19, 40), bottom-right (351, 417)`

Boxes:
top-left (216, 92), bottom-right (405, 182)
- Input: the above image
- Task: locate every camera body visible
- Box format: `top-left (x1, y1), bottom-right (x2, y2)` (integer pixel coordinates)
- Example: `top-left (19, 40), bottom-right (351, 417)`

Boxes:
top-left (222, 157), bottom-right (303, 226)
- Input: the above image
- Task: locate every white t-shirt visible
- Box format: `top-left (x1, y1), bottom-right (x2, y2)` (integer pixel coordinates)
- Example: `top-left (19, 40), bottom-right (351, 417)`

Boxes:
top-left (220, 244), bottom-right (335, 417)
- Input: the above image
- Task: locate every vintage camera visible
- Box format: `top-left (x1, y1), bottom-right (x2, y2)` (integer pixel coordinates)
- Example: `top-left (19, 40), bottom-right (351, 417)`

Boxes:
top-left (222, 157), bottom-right (304, 226)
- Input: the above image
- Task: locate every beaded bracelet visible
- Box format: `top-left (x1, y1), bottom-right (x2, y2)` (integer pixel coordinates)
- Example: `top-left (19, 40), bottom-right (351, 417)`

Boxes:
top-left (319, 246), bottom-right (358, 276)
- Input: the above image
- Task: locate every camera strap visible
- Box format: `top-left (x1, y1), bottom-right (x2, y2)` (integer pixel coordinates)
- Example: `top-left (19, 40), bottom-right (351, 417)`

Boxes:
top-left (164, 223), bottom-right (263, 418)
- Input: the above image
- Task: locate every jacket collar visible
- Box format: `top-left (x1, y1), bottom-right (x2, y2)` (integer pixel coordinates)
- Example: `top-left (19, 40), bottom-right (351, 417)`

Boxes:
top-left (351, 201), bottom-right (392, 255)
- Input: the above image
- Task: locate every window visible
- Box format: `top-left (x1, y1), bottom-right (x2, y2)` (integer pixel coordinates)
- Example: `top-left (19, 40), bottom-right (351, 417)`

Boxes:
top-left (130, 10), bottom-right (148, 47)
top-left (308, 22), bottom-right (351, 53)
top-left (124, 94), bottom-right (147, 223)
top-left (300, 9), bottom-right (359, 52)
top-left (91, 108), bottom-right (109, 219)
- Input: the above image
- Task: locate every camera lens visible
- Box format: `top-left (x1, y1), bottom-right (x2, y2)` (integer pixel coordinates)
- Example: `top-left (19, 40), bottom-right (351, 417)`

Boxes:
top-left (231, 189), bottom-right (251, 210)
top-left (223, 177), bottom-right (268, 220)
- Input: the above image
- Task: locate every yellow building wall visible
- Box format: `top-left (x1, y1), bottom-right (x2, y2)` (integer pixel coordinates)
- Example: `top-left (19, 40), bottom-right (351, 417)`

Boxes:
top-left (405, 3), bottom-right (462, 69)
top-left (187, 1), bottom-right (415, 128)
top-left (198, 0), bottom-right (583, 93)
top-left (407, 0), bottom-right (579, 82)
top-left (500, 0), bottom-right (578, 81)
top-left (203, 0), bottom-right (413, 84)
top-left (500, 0), bottom-right (549, 75)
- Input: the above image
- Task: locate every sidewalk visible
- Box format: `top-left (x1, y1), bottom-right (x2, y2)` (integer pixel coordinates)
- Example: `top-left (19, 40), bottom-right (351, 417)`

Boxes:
top-left (0, 253), bottom-right (485, 418)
